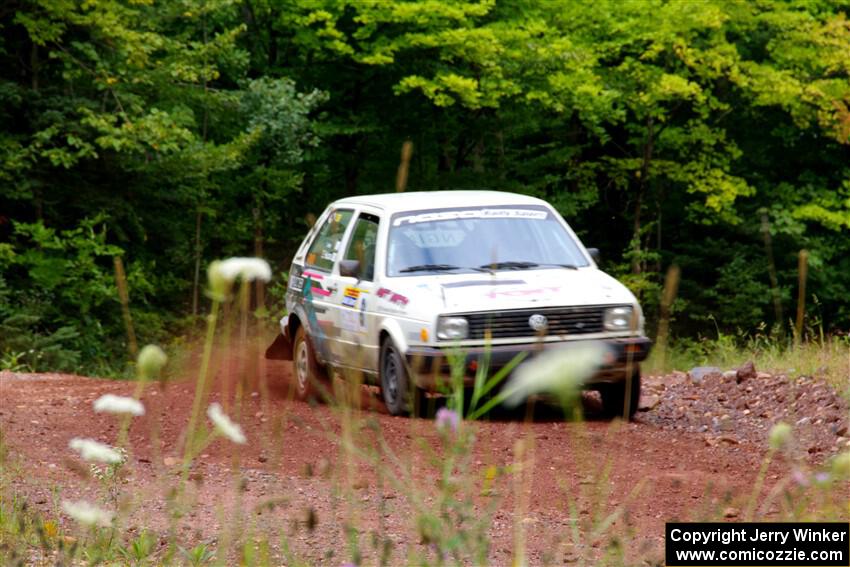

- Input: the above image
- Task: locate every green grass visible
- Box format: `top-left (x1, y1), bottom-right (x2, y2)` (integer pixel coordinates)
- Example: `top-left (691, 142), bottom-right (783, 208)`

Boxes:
top-left (647, 332), bottom-right (850, 396)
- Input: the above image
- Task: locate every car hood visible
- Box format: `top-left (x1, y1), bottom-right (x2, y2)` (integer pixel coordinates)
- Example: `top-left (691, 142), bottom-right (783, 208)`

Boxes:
top-left (394, 268), bottom-right (636, 315)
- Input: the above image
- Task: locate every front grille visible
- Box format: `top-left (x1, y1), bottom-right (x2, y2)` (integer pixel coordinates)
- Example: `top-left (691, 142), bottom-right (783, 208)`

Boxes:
top-left (462, 305), bottom-right (611, 339)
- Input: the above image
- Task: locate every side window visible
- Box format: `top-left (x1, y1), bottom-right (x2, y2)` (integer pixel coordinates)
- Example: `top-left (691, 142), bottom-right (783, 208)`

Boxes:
top-left (306, 209), bottom-right (354, 271)
top-left (343, 213), bottom-right (380, 281)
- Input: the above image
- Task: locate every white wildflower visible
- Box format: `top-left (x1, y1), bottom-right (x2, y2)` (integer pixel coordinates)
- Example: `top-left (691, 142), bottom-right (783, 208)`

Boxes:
top-left (207, 402), bottom-right (246, 444)
top-left (207, 257), bottom-right (270, 300)
top-left (137, 344), bottom-right (167, 380)
top-left (68, 437), bottom-right (123, 464)
top-left (502, 341), bottom-right (610, 407)
top-left (207, 260), bottom-right (230, 300)
top-left (61, 500), bottom-right (113, 527)
top-left (93, 394), bottom-right (145, 416)
top-left (218, 257), bottom-right (272, 283)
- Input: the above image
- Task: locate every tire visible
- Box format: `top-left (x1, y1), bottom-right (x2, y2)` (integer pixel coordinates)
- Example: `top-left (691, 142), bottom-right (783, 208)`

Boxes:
top-left (292, 326), bottom-right (326, 402)
top-left (599, 368), bottom-right (641, 420)
top-left (380, 338), bottom-right (413, 416)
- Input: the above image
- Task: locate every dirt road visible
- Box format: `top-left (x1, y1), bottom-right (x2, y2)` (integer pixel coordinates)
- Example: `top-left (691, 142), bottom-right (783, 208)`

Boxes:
top-left (1, 360), bottom-right (847, 565)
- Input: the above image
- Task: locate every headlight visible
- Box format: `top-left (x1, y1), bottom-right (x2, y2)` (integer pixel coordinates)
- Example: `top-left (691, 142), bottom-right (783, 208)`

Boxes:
top-left (437, 316), bottom-right (469, 340)
top-left (603, 306), bottom-right (633, 331)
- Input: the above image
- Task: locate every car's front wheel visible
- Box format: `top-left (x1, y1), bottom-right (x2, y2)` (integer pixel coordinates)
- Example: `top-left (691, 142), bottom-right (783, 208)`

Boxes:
top-left (599, 368), bottom-right (641, 420)
top-left (380, 338), bottom-right (417, 416)
top-left (292, 326), bottom-right (326, 402)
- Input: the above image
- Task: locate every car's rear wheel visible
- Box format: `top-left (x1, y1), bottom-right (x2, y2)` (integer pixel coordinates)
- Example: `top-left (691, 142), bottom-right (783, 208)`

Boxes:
top-left (599, 368), bottom-right (641, 420)
top-left (292, 326), bottom-right (326, 402)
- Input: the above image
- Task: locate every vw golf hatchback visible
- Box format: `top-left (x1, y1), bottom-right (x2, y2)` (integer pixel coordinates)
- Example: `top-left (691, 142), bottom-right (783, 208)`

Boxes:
top-left (268, 191), bottom-right (650, 418)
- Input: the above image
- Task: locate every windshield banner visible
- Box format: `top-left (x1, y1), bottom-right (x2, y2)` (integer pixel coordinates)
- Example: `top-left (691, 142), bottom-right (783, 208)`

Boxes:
top-left (393, 207), bottom-right (548, 226)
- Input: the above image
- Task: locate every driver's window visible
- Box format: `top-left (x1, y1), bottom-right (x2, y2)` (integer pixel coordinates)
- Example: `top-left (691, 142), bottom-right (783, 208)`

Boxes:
top-left (343, 213), bottom-right (380, 281)
top-left (306, 209), bottom-right (354, 271)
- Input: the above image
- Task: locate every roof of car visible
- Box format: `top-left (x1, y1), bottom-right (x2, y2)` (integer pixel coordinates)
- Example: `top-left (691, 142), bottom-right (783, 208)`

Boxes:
top-left (332, 190), bottom-right (549, 213)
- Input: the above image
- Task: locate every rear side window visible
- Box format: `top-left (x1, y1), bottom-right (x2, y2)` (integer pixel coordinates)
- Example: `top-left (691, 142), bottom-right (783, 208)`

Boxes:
top-left (306, 209), bottom-right (354, 271)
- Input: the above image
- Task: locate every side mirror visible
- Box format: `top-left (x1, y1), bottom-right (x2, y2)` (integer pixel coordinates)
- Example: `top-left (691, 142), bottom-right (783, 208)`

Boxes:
top-left (587, 248), bottom-right (601, 264)
top-left (339, 259), bottom-right (361, 278)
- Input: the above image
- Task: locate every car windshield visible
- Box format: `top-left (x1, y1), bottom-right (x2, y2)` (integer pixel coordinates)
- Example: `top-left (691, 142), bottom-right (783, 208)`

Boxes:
top-left (387, 205), bottom-right (589, 276)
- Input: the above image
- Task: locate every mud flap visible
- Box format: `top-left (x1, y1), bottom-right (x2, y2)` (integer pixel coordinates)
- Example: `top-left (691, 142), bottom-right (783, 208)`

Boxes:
top-left (265, 333), bottom-right (293, 360)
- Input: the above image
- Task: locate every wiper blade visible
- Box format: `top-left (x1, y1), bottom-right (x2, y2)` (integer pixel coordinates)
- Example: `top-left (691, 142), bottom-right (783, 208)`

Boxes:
top-left (480, 261), bottom-right (537, 270)
top-left (540, 262), bottom-right (578, 270)
top-left (400, 264), bottom-right (492, 273)
top-left (399, 263), bottom-right (463, 273)
top-left (479, 261), bottom-right (578, 270)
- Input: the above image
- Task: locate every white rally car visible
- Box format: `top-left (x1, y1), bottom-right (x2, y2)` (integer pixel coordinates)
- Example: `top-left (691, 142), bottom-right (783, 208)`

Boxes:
top-left (267, 191), bottom-right (650, 418)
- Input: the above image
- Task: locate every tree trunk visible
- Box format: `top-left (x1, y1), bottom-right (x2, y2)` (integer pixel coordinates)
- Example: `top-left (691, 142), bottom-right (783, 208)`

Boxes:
top-left (267, 23), bottom-right (278, 68)
top-left (472, 137), bottom-right (484, 173)
top-left (632, 116), bottom-right (654, 275)
top-left (253, 205), bottom-right (265, 312)
top-left (655, 206), bottom-right (663, 273)
top-left (496, 129), bottom-right (506, 180)
top-left (438, 134), bottom-right (453, 173)
top-left (344, 161), bottom-right (359, 195)
top-left (191, 208), bottom-right (202, 317)
top-left (30, 43), bottom-right (39, 91)
top-left (453, 133), bottom-right (467, 171)
top-left (193, 9), bottom-right (210, 318)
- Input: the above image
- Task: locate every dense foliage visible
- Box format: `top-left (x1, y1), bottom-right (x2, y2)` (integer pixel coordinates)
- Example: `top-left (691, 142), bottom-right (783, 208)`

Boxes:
top-left (2, 0), bottom-right (849, 373)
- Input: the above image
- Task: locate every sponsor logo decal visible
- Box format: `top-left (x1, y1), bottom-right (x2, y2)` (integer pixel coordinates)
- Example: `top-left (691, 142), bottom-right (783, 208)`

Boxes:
top-left (302, 270), bottom-right (332, 296)
top-left (376, 287), bottom-right (409, 307)
top-left (393, 208), bottom-right (548, 226)
top-left (301, 274), bottom-right (328, 358)
top-left (340, 310), bottom-right (360, 332)
top-left (486, 285), bottom-right (561, 299)
top-left (341, 286), bottom-right (367, 308)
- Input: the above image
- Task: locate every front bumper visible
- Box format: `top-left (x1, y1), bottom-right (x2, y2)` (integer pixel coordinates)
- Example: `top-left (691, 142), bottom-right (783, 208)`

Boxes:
top-left (405, 336), bottom-right (651, 391)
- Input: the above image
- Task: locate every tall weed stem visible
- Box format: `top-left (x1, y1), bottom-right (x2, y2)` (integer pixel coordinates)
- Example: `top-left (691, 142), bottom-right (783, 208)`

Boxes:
top-left (184, 298), bottom-right (220, 464)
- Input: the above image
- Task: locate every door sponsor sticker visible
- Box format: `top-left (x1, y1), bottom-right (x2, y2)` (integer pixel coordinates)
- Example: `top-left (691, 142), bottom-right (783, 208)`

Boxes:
top-left (302, 270), bottom-right (332, 297)
top-left (376, 287), bottom-right (409, 307)
top-left (342, 286), bottom-right (367, 308)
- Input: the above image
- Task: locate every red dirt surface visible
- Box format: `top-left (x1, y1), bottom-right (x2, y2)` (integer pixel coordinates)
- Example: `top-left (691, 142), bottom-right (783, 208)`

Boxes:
top-left (1, 355), bottom-right (848, 565)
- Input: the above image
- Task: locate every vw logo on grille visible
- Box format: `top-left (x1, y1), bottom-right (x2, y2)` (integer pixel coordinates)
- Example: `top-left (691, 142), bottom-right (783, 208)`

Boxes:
top-left (528, 313), bottom-right (548, 332)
